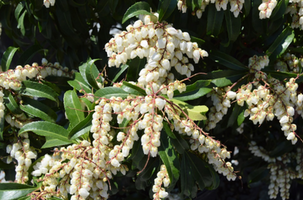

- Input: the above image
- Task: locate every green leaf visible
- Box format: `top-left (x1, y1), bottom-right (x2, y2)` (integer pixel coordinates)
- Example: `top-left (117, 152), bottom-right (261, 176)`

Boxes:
top-left (121, 81), bottom-right (146, 95)
top-left (163, 121), bottom-right (176, 139)
top-left (135, 157), bottom-right (159, 190)
top-left (94, 87), bottom-right (130, 99)
top-left (158, 0), bottom-right (177, 22)
top-left (122, 1), bottom-right (157, 24)
top-left (17, 45), bottom-right (45, 65)
top-left (266, 27), bottom-right (294, 60)
top-left (0, 117), bottom-right (4, 141)
top-left (170, 98), bottom-right (208, 120)
top-left (19, 121), bottom-right (73, 148)
top-left (20, 80), bottom-right (58, 102)
top-left (225, 8), bottom-right (241, 43)
top-left (1, 46), bottom-right (19, 72)
top-left (206, 4), bottom-right (224, 36)
top-left (211, 77), bottom-right (232, 87)
top-left (20, 97), bottom-right (57, 122)
top-left (180, 151), bottom-right (195, 197)
top-left (159, 134), bottom-right (180, 190)
top-left (17, 10), bottom-right (27, 36)
top-left (170, 132), bottom-right (189, 154)
top-left (0, 183), bottom-right (36, 200)
top-left (3, 93), bottom-right (22, 114)
top-left (68, 72), bottom-right (92, 93)
top-left (173, 80), bottom-right (212, 101)
top-left (79, 59), bottom-right (102, 90)
top-left (64, 90), bottom-right (85, 128)
top-left (209, 50), bottom-right (248, 70)
top-left (243, 0), bottom-right (251, 16)
top-left (191, 36), bottom-right (205, 46)
top-left (112, 64), bottom-right (129, 83)
top-left (127, 57), bottom-right (146, 81)
top-left (227, 104), bottom-right (243, 127)
top-left (69, 112), bottom-right (93, 140)
top-left (185, 151), bottom-right (220, 190)
top-left (237, 110), bottom-right (245, 126)
top-left (14, 2), bottom-right (25, 20)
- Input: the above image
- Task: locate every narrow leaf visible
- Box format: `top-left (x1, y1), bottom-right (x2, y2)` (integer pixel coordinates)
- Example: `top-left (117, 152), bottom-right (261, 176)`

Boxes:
top-left (209, 50), bottom-right (247, 70)
top-left (0, 183), bottom-right (36, 200)
top-left (19, 121), bottom-right (73, 148)
top-left (121, 81), bottom-right (146, 95)
top-left (68, 72), bottom-right (92, 93)
top-left (206, 4), bottom-right (224, 36)
top-left (64, 90), bottom-right (85, 128)
top-left (225, 8), bottom-right (241, 42)
top-left (1, 46), bottom-right (19, 72)
top-left (17, 45), bottom-right (45, 65)
top-left (69, 112), bottom-right (93, 140)
top-left (3, 93), bottom-right (22, 114)
top-left (158, 0), bottom-right (178, 22)
top-left (112, 64), bottom-right (129, 83)
top-left (94, 87), bottom-right (130, 99)
top-left (20, 80), bottom-right (58, 102)
top-left (122, 2), bottom-right (157, 24)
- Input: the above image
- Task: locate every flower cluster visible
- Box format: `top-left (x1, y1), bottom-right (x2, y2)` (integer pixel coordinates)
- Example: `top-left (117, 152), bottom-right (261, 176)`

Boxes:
top-left (152, 165), bottom-right (170, 200)
top-left (286, 0), bottom-right (303, 30)
top-left (6, 133), bottom-right (37, 183)
top-left (31, 140), bottom-right (123, 199)
top-left (105, 14), bottom-right (208, 90)
top-left (177, 0), bottom-right (245, 18)
top-left (275, 53), bottom-right (302, 73)
top-left (43, 0), bottom-right (55, 8)
top-left (249, 142), bottom-right (303, 200)
top-left (258, 0), bottom-right (277, 19)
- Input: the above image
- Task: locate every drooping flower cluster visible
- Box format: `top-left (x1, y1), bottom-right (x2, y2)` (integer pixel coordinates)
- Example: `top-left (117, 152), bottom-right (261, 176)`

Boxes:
top-left (43, 0), bottom-right (55, 8)
top-left (258, 0), bottom-right (277, 19)
top-left (177, 0), bottom-right (245, 18)
top-left (286, 0), bottom-right (303, 30)
top-left (249, 142), bottom-right (303, 200)
top-left (30, 14), bottom-right (237, 199)
top-left (31, 140), bottom-right (122, 199)
top-left (6, 133), bottom-right (37, 184)
top-left (207, 55), bottom-right (302, 145)
top-left (275, 52), bottom-right (302, 73)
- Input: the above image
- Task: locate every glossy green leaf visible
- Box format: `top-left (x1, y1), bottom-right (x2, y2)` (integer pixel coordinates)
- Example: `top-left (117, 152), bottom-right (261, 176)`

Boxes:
top-left (163, 121), bottom-right (176, 139)
top-left (0, 183), bottom-right (36, 200)
top-left (170, 130), bottom-right (189, 154)
top-left (170, 98), bottom-right (208, 120)
top-left (122, 1), bottom-right (157, 24)
top-left (174, 80), bottom-right (212, 101)
top-left (64, 90), bottom-right (85, 128)
top-left (135, 157), bottom-right (159, 190)
top-left (211, 77), bottom-right (232, 87)
top-left (158, 0), bottom-right (177, 22)
top-left (121, 81), bottom-right (146, 95)
top-left (112, 64), bottom-right (129, 83)
top-left (243, 0), bottom-right (251, 16)
top-left (225, 8), bottom-right (241, 43)
top-left (19, 121), bottom-right (73, 148)
top-left (185, 151), bottom-right (220, 189)
top-left (227, 104), bottom-right (243, 127)
top-left (94, 87), bottom-right (130, 99)
top-left (206, 4), bottom-right (224, 36)
top-left (69, 112), bottom-right (93, 140)
top-left (127, 58), bottom-right (146, 81)
top-left (251, 0), bottom-right (264, 34)
top-left (20, 80), bottom-right (58, 102)
top-left (180, 151), bottom-right (195, 197)
top-left (209, 50), bottom-right (247, 70)
top-left (0, 117), bottom-right (4, 141)
top-left (159, 134), bottom-right (180, 189)
top-left (14, 2), bottom-right (24, 19)
top-left (237, 110), bottom-right (245, 126)
top-left (3, 93), bottom-right (22, 114)
top-left (85, 59), bottom-right (102, 90)
top-left (20, 97), bottom-right (57, 122)
top-left (1, 46), bottom-right (19, 72)
top-left (68, 72), bottom-right (92, 93)
top-left (266, 27), bottom-right (294, 60)
top-left (17, 10), bottom-right (27, 36)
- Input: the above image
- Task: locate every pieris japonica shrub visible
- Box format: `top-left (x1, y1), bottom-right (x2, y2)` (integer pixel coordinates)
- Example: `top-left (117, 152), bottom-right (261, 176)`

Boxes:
top-left (0, 0), bottom-right (303, 200)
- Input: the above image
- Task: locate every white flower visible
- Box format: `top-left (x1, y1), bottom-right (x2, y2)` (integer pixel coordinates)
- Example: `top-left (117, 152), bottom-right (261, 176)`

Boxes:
top-left (79, 188), bottom-right (90, 198)
top-left (155, 98), bottom-right (166, 110)
top-left (279, 116), bottom-right (289, 124)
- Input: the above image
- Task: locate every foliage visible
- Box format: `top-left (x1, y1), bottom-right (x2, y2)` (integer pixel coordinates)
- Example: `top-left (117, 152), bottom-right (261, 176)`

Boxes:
top-left (0, 0), bottom-right (302, 200)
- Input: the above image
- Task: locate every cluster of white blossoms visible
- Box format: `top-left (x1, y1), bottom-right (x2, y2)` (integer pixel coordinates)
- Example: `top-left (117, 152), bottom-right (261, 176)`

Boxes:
top-left (258, 0), bottom-right (277, 19)
top-left (5, 133), bottom-right (37, 184)
top-left (286, 0), bottom-right (303, 30)
top-left (43, 0), bottom-right (55, 8)
top-left (275, 53), bottom-right (302, 73)
top-left (177, 0), bottom-right (244, 18)
top-left (207, 55), bottom-right (302, 145)
top-left (152, 165), bottom-right (170, 200)
top-left (105, 14), bottom-right (208, 92)
top-left (205, 87), bottom-right (235, 131)
top-left (249, 142), bottom-right (303, 200)
top-left (31, 140), bottom-right (125, 199)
